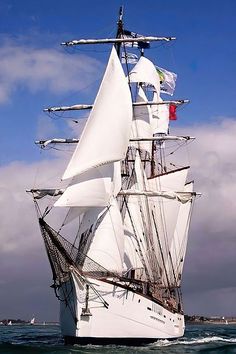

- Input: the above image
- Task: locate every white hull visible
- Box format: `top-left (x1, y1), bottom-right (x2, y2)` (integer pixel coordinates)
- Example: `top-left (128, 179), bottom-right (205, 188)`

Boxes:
top-left (59, 277), bottom-right (185, 345)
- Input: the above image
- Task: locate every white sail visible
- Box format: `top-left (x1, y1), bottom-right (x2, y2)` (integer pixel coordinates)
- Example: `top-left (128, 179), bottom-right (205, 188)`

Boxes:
top-left (169, 182), bottom-right (194, 286)
top-left (63, 207), bottom-right (87, 226)
top-left (86, 198), bottom-right (124, 274)
top-left (131, 87), bottom-right (153, 154)
top-left (151, 92), bottom-right (169, 135)
top-left (148, 167), bottom-right (189, 285)
top-left (129, 56), bottom-right (160, 94)
top-left (77, 206), bottom-right (105, 241)
top-left (55, 162), bottom-right (121, 208)
top-left (62, 46), bottom-right (132, 180)
top-left (123, 152), bottom-right (147, 272)
top-left (124, 200), bottom-right (146, 271)
top-left (123, 152), bottom-right (154, 281)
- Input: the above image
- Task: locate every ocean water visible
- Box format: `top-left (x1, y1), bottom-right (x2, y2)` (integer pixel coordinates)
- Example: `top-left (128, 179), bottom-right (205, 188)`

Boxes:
top-left (0, 324), bottom-right (236, 354)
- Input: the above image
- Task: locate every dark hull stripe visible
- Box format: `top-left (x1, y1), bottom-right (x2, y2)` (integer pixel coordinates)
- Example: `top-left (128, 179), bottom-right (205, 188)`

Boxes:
top-left (64, 335), bottom-right (178, 346)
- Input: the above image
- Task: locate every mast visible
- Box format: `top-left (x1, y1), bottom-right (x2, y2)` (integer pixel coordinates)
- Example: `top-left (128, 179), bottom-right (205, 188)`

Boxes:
top-left (115, 6), bottom-right (124, 57)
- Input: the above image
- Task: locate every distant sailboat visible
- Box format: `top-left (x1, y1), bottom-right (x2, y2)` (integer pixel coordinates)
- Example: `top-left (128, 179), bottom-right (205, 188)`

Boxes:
top-left (222, 316), bottom-right (228, 325)
top-left (7, 320), bottom-right (12, 326)
top-left (30, 317), bottom-right (35, 325)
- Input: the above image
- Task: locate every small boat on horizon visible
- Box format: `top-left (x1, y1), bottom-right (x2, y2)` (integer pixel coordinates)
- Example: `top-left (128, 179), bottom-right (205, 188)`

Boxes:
top-left (30, 317), bottom-right (35, 325)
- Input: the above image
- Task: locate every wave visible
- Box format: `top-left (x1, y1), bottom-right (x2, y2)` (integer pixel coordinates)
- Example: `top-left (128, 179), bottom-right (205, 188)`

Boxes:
top-left (151, 336), bottom-right (236, 347)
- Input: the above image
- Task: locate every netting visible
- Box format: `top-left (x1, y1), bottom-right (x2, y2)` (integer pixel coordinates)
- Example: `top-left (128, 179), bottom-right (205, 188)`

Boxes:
top-left (39, 218), bottom-right (117, 283)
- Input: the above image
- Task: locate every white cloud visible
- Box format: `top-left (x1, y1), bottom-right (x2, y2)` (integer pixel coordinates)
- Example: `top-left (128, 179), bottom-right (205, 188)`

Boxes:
top-left (183, 287), bottom-right (236, 317)
top-left (176, 118), bottom-right (236, 315)
top-left (0, 157), bottom-right (66, 320)
top-left (0, 117), bottom-right (236, 319)
top-left (172, 118), bottom-right (236, 227)
top-left (0, 42), bottom-right (102, 103)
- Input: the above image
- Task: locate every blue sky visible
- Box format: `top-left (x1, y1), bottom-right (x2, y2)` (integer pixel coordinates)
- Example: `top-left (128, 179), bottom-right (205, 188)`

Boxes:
top-left (0, 0), bottom-right (236, 321)
top-left (1, 0), bottom-right (235, 164)
top-left (0, 0), bottom-right (236, 163)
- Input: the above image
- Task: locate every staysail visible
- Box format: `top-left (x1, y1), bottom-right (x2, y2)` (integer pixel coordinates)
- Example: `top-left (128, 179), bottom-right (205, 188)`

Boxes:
top-left (55, 162), bottom-right (121, 208)
top-left (62, 46), bottom-right (133, 180)
top-left (78, 198), bottom-right (125, 274)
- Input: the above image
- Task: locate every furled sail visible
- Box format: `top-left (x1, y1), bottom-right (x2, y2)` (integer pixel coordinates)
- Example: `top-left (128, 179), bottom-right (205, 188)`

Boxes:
top-left (29, 188), bottom-right (64, 199)
top-left (62, 46), bottom-right (132, 180)
top-left (129, 56), bottom-right (160, 94)
top-left (119, 189), bottom-right (193, 202)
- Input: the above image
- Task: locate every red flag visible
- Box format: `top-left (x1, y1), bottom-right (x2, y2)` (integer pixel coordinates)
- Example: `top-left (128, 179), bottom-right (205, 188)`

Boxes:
top-left (169, 104), bottom-right (177, 120)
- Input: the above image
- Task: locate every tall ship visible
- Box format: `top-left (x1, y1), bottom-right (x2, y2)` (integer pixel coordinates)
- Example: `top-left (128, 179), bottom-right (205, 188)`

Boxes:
top-left (29, 8), bottom-right (198, 345)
